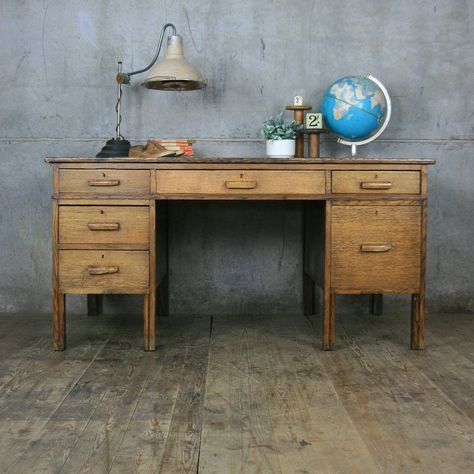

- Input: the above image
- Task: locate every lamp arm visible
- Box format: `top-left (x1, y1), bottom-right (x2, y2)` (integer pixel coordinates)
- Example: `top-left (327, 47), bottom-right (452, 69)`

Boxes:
top-left (116, 22), bottom-right (177, 84)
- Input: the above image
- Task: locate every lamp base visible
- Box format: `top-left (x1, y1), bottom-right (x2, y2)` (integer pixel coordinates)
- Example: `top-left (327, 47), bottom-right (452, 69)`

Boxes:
top-left (96, 138), bottom-right (131, 158)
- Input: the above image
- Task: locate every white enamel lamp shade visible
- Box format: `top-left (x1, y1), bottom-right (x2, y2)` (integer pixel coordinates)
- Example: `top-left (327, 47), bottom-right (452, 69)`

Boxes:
top-left (142, 35), bottom-right (206, 91)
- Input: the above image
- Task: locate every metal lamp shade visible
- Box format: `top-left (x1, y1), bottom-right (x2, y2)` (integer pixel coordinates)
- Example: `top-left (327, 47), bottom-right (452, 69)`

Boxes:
top-left (142, 35), bottom-right (206, 91)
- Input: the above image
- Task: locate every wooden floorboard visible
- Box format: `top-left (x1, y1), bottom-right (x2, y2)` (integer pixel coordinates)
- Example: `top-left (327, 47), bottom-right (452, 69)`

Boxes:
top-left (0, 309), bottom-right (473, 473)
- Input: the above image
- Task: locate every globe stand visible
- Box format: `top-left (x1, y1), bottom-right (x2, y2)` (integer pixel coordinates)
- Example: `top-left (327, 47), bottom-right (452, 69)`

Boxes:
top-left (336, 74), bottom-right (392, 157)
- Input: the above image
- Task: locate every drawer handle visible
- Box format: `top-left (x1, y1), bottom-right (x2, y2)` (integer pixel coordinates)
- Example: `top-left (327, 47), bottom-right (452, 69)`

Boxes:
top-left (225, 180), bottom-right (257, 189)
top-left (87, 222), bottom-right (120, 231)
top-left (360, 181), bottom-right (392, 190)
top-left (361, 244), bottom-right (392, 253)
top-left (87, 179), bottom-right (120, 187)
top-left (87, 266), bottom-right (119, 275)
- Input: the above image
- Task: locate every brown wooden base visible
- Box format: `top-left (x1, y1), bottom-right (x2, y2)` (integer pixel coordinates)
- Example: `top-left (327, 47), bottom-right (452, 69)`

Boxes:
top-left (411, 292), bottom-right (425, 349)
top-left (143, 291), bottom-right (156, 351)
top-left (53, 292), bottom-right (158, 352)
top-left (52, 290), bottom-right (65, 351)
top-left (322, 293), bottom-right (425, 351)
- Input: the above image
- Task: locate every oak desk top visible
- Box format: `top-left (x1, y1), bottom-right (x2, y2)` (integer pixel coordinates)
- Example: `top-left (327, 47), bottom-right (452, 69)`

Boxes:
top-left (46, 157), bottom-right (436, 165)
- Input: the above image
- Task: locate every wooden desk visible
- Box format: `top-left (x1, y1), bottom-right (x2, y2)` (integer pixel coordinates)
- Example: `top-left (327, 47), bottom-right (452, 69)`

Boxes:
top-left (46, 157), bottom-right (435, 351)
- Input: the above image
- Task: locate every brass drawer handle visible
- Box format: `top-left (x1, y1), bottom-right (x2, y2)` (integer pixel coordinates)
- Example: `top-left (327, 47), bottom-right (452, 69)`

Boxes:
top-left (360, 181), bottom-right (392, 190)
top-left (361, 244), bottom-right (392, 253)
top-left (87, 266), bottom-right (119, 275)
top-left (88, 179), bottom-right (120, 187)
top-left (225, 180), bottom-right (257, 189)
top-left (87, 222), bottom-right (120, 231)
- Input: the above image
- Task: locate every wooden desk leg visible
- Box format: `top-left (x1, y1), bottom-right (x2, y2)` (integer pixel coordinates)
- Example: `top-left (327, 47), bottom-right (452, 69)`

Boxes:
top-left (51, 193), bottom-right (65, 350)
top-left (411, 293), bottom-right (425, 350)
top-left (53, 291), bottom-right (65, 351)
top-left (157, 275), bottom-right (169, 317)
top-left (370, 294), bottom-right (383, 315)
top-left (323, 292), bottom-right (335, 350)
top-left (303, 273), bottom-right (316, 316)
top-left (412, 200), bottom-right (427, 350)
top-left (144, 292), bottom-right (156, 351)
top-left (87, 295), bottom-right (103, 316)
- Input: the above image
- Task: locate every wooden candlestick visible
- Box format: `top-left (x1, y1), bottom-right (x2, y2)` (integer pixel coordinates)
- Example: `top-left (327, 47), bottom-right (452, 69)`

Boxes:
top-left (286, 104), bottom-right (311, 158)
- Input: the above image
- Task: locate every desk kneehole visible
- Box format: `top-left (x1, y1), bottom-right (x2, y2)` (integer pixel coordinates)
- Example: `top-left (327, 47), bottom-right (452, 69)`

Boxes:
top-left (330, 205), bottom-right (422, 292)
top-left (155, 170), bottom-right (326, 196)
top-left (58, 250), bottom-right (149, 294)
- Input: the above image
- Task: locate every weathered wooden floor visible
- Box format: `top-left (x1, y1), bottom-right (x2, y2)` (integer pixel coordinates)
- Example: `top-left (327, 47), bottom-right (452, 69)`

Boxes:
top-left (0, 306), bottom-right (473, 473)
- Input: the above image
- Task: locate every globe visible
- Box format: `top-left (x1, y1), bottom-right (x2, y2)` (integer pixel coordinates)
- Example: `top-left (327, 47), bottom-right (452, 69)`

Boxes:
top-left (321, 75), bottom-right (388, 140)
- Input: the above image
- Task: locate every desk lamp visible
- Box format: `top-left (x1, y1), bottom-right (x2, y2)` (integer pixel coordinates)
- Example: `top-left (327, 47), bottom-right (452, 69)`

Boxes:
top-left (97, 22), bottom-right (206, 158)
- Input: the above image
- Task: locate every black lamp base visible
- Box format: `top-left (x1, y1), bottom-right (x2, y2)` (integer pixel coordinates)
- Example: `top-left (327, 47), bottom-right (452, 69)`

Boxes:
top-left (96, 137), bottom-right (131, 158)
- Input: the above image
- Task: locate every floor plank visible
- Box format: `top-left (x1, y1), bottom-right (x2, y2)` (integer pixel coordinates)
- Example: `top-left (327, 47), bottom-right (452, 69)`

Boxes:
top-left (199, 315), bottom-right (380, 473)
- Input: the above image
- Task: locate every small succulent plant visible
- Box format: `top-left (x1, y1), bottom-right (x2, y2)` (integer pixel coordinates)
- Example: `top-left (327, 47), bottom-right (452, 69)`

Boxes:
top-left (261, 112), bottom-right (302, 140)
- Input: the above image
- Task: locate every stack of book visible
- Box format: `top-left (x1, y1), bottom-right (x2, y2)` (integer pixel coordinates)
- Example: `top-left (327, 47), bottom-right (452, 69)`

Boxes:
top-left (151, 139), bottom-right (195, 156)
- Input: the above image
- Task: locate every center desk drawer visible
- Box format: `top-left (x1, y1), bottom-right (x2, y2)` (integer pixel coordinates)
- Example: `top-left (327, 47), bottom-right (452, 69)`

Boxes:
top-left (59, 169), bottom-right (150, 195)
top-left (59, 206), bottom-right (149, 246)
top-left (331, 205), bottom-right (421, 292)
top-left (59, 250), bottom-right (149, 293)
top-left (155, 170), bottom-right (326, 196)
top-left (332, 171), bottom-right (420, 194)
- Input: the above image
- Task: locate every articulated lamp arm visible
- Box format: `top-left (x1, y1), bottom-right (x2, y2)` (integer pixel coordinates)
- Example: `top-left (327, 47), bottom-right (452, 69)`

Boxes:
top-left (116, 23), bottom-right (177, 85)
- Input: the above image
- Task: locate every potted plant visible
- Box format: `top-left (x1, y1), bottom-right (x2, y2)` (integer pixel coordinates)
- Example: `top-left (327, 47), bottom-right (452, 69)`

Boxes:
top-left (261, 112), bottom-right (302, 158)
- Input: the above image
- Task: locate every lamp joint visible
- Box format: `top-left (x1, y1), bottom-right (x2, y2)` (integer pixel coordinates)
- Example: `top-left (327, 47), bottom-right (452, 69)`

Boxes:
top-left (116, 72), bottom-right (131, 85)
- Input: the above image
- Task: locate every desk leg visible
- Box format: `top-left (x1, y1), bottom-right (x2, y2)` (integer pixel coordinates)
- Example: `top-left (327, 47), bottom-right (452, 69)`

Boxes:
top-left (53, 291), bottom-right (65, 351)
top-left (323, 292), bottom-right (335, 350)
top-left (87, 295), bottom-right (103, 316)
top-left (322, 201), bottom-right (335, 350)
top-left (51, 194), bottom-right (65, 350)
top-left (411, 293), bottom-right (425, 350)
top-left (370, 294), bottom-right (383, 315)
top-left (303, 273), bottom-right (316, 316)
top-left (412, 200), bottom-right (427, 350)
top-left (144, 292), bottom-right (156, 351)
top-left (144, 200), bottom-right (157, 351)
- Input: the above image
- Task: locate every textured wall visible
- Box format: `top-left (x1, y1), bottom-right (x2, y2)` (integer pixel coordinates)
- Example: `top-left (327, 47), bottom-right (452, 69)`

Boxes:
top-left (0, 0), bottom-right (473, 315)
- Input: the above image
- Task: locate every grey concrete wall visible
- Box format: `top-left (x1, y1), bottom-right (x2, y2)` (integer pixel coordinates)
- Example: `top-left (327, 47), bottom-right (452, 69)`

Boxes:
top-left (0, 0), bottom-right (473, 315)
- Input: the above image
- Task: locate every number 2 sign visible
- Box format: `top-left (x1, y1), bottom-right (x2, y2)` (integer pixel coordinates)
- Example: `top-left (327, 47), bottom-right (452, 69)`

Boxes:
top-left (305, 112), bottom-right (323, 130)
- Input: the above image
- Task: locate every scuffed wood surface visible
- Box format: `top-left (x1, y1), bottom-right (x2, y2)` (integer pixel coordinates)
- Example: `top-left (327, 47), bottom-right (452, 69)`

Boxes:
top-left (0, 310), bottom-right (473, 472)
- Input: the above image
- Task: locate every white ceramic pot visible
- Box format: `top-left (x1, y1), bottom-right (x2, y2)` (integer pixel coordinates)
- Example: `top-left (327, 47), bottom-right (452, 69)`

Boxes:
top-left (265, 139), bottom-right (295, 159)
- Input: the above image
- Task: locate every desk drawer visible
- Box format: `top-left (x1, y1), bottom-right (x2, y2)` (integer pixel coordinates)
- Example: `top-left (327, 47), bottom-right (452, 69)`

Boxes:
top-left (59, 170), bottom-right (150, 196)
top-left (155, 170), bottom-right (326, 196)
top-left (59, 250), bottom-right (149, 293)
top-left (331, 205), bottom-right (421, 292)
top-left (332, 171), bottom-right (420, 194)
top-left (59, 206), bottom-right (149, 247)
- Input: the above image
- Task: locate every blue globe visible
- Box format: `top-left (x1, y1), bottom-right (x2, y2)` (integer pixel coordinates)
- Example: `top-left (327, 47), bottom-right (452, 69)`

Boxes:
top-left (321, 76), bottom-right (387, 140)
